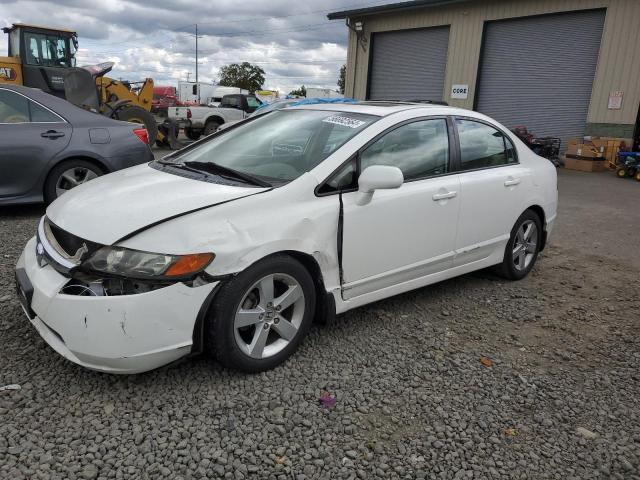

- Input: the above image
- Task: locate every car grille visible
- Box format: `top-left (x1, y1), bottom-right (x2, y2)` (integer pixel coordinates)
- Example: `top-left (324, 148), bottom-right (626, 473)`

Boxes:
top-left (42, 218), bottom-right (100, 263)
top-left (47, 221), bottom-right (87, 258)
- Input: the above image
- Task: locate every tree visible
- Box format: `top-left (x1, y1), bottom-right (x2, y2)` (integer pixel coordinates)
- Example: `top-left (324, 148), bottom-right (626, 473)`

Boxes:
top-left (218, 62), bottom-right (265, 92)
top-left (289, 85), bottom-right (306, 97)
top-left (337, 64), bottom-right (346, 95)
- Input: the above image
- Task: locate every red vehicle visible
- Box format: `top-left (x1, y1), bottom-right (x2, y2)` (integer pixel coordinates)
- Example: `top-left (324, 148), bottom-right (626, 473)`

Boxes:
top-left (152, 86), bottom-right (177, 116)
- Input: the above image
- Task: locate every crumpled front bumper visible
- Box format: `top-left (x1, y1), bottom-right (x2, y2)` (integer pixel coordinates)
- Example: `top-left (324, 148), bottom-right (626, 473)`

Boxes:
top-left (16, 236), bottom-right (217, 374)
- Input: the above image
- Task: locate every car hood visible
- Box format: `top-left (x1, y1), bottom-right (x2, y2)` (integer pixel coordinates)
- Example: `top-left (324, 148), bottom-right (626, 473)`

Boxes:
top-left (46, 163), bottom-right (269, 245)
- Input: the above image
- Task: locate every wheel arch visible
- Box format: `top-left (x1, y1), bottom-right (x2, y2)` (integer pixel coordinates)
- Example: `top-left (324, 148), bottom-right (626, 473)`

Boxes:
top-left (524, 204), bottom-right (547, 251)
top-left (205, 115), bottom-right (224, 126)
top-left (42, 155), bottom-right (110, 200)
top-left (190, 249), bottom-right (335, 357)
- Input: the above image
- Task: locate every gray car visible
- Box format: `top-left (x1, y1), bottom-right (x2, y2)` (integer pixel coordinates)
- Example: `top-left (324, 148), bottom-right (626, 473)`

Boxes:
top-left (0, 84), bottom-right (154, 205)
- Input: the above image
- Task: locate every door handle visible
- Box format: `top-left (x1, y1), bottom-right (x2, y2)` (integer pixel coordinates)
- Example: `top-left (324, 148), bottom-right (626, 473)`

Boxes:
top-left (41, 130), bottom-right (65, 139)
top-left (432, 191), bottom-right (457, 201)
top-left (504, 178), bottom-right (521, 187)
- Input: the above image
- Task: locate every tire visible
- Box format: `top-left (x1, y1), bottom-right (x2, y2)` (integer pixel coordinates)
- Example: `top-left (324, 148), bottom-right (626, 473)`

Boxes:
top-left (617, 167), bottom-right (627, 178)
top-left (207, 255), bottom-right (316, 372)
top-left (115, 106), bottom-right (158, 143)
top-left (635, 171), bottom-right (640, 182)
top-left (44, 159), bottom-right (103, 204)
top-left (204, 120), bottom-right (221, 136)
top-left (494, 210), bottom-right (543, 281)
top-left (185, 128), bottom-right (202, 141)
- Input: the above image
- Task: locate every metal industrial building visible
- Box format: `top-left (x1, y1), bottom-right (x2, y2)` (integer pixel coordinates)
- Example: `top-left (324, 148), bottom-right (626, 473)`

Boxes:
top-left (328, 0), bottom-right (640, 146)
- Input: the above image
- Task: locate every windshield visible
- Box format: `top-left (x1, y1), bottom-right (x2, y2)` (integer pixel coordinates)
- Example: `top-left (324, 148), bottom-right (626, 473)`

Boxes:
top-left (169, 109), bottom-right (377, 183)
top-left (24, 31), bottom-right (74, 67)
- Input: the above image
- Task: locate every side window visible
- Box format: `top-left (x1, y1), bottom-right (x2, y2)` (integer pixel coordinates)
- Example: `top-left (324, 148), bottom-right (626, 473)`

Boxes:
top-left (317, 159), bottom-right (357, 195)
top-left (30, 101), bottom-right (61, 122)
top-left (456, 119), bottom-right (517, 170)
top-left (0, 90), bottom-right (30, 123)
top-left (246, 97), bottom-right (261, 108)
top-left (359, 119), bottom-right (449, 181)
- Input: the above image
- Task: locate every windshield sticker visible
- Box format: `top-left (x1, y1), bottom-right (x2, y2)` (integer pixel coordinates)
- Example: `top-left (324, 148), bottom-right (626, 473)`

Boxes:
top-left (322, 115), bottom-right (366, 129)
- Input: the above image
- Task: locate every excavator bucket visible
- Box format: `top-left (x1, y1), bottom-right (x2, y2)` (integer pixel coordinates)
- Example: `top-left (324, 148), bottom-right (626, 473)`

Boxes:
top-left (64, 68), bottom-right (100, 111)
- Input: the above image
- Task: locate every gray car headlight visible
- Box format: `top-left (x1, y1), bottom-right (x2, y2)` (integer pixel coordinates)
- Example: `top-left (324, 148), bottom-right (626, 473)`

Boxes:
top-left (81, 246), bottom-right (214, 279)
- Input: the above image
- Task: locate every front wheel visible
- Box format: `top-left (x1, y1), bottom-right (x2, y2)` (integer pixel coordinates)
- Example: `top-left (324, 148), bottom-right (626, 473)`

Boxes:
top-left (617, 167), bottom-right (627, 178)
top-left (115, 106), bottom-right (158, 143)
top-left (207, 255), bottom-right (316, 372)
top-left (494, 210), bottom-right (542, 280)
top-left (635, 171), bottom-right (640, 182)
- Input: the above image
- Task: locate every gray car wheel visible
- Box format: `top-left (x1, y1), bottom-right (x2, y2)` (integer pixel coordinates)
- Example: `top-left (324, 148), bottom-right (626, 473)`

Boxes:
top-left (45, 160), bottom-right (103, 204)
top-left (207, 255), bottom-right (316, 372)
top-left (495, 209), bottom-right (542, 280)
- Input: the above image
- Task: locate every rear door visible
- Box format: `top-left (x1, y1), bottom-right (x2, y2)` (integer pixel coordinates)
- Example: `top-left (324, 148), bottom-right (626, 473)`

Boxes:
top-left (452, 117), bottom-right (528, 266)
top-left (0, 88), bottom-right (71, 199)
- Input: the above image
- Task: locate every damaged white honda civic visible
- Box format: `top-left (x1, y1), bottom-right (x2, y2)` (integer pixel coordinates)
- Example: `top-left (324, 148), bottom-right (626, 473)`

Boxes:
top-left (16, 102), bottom-right (557, 374)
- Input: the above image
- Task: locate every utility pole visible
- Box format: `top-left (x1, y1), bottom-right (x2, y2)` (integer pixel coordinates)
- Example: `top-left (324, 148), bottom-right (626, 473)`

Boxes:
top-left (195, 23), bottom-right (199, 104)
top-left (186, 72), bottom-right (191, 82)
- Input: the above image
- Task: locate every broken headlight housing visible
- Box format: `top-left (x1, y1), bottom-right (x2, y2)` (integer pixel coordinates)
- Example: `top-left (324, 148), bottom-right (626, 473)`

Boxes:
top-left (81, 246), bottom-right (214, 280)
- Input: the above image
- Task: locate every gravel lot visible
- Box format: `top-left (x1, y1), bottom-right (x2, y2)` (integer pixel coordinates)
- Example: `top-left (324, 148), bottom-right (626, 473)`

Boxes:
top-left (1, 167), bottom-right (639, 480)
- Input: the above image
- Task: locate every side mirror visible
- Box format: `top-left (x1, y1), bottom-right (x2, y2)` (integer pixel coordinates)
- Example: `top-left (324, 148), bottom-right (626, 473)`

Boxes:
top-left (356, 165), bottom-right (403, 205)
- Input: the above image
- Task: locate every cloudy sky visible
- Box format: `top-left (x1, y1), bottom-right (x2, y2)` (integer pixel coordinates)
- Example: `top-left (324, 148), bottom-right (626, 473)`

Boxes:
top-left (0, 0), bottom-right (389, 94)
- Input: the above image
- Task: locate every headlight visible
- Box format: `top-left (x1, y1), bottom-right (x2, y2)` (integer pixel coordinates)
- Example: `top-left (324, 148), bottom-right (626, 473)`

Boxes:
top-left (81, 246), bottom-right (214, 279)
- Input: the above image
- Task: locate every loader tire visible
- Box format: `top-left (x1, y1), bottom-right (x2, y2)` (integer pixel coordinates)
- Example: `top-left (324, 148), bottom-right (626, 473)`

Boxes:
top-left (116, 106), bottom-right (158, 143)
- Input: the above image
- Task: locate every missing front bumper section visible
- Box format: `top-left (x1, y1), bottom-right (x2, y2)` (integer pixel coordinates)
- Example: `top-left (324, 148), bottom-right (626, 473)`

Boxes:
top-left (60, 273), bottom-right (213, 297)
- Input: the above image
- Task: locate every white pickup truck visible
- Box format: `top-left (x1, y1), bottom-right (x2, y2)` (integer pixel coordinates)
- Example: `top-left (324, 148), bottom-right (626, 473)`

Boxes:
top-left (168, 94), bottom-right (262, 140)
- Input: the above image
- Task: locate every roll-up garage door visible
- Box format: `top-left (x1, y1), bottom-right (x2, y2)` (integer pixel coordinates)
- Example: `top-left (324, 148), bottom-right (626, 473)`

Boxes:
top-left (368, 26), bottom-right (450, 101)
top-left (475, 10), bottom-right (605, 146)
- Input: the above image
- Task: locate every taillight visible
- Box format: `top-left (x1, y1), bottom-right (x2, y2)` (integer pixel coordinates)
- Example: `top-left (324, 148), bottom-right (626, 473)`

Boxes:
top-left (133, 127), bottom-right (149, 144)
top-left (187, 108), bottom-right (192, 119)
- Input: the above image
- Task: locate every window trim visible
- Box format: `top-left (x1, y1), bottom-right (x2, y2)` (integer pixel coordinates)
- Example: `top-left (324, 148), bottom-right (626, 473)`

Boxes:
top-left (451, 115), bottom-right (519, 173)
top-left (0, 88), bottom-right (67, 124)
top-left (315, 115), bottom-right (457, 197)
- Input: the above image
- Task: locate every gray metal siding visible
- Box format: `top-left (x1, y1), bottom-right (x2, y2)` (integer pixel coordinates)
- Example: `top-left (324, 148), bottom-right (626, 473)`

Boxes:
top-left (476, 9), bottom-right (606, 144)
top-left (368, 26), bottom-right (450, 101)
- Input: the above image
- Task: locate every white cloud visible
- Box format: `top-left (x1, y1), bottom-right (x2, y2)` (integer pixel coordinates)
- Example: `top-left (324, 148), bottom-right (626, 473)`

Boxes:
top-left (0, 0), bottom-right (362, 94)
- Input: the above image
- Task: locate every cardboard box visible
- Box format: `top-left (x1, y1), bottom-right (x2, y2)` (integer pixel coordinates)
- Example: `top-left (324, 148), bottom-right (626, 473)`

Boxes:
top-left (564, 157), bottom-right (607, 172)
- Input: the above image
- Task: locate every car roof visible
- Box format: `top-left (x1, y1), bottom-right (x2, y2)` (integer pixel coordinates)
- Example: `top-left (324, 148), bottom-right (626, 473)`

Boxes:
top-left (0, 84), bottom-right (134, 127)
top-left (288, 101), bottom-right (475, 118)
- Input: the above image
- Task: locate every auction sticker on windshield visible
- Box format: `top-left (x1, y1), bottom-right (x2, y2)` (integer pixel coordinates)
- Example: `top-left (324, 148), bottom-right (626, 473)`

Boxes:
top-left (322, 115), bottom-right (366, 129)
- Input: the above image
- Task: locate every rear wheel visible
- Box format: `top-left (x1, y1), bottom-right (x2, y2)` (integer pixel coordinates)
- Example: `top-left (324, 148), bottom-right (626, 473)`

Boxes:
top-left (494, 210), bottom-right (542, 280)
top-left (44, 160), bottom-right (103, 204)
top-left (207, 255), bottom-right (316, 372)
top-left (204, 120), bottom-right (221, 136)
top-left (185, 128), bottom-right (202, 140)
top-left (115, 106), bottom-right (158, 143)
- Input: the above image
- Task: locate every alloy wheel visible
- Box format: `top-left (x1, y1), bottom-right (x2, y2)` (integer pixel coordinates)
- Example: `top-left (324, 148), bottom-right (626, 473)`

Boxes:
top-left (512, 220), bottom-right (538, 271)
top-left (234, 273), bottom-right (305, 359)
top-left (55, 167), bottom-right (99, 198)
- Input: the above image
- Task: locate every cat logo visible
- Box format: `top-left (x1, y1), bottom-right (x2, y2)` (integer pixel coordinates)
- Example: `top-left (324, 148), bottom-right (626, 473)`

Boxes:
top-left (0, 66), bottom-right (18, 81)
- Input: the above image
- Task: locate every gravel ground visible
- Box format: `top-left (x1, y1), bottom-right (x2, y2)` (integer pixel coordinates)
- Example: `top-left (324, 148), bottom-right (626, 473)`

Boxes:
top-left (1, 168), bottom-right (639, 480)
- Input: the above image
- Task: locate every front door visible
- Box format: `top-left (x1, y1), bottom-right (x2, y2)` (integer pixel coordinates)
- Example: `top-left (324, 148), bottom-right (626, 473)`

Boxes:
top-left (341, 118), bottom-right (460, 299)
top-left (0, 88), bottom-right (71, 199)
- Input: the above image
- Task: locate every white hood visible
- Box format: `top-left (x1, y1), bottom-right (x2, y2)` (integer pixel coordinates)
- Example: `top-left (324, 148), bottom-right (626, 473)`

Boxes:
top-left (46, 164), bottom-right (268, 245)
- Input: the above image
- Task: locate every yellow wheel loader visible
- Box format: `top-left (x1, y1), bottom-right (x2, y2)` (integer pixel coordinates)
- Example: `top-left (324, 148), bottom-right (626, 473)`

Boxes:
top-left (0, 23), bottom-right (160, 142)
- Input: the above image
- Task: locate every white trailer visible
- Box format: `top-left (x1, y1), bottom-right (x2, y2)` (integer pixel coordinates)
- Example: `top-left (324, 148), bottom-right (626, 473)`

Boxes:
top-left (178, 81), bottom-right (216, 105)
top-left (306, 87), bottom-right (343, 98)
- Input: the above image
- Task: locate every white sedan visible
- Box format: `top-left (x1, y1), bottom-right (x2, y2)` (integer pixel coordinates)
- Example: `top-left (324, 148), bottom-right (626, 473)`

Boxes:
top-left (15, 102), bottom-right (557, 374)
